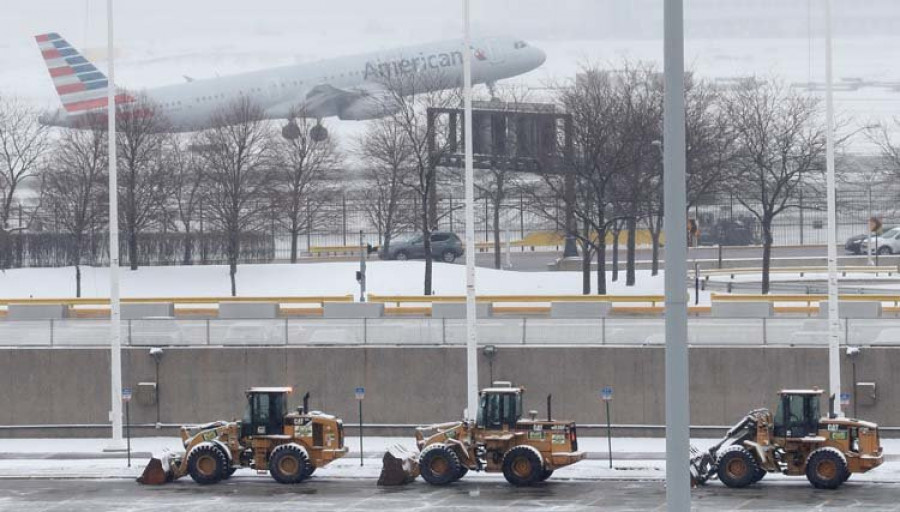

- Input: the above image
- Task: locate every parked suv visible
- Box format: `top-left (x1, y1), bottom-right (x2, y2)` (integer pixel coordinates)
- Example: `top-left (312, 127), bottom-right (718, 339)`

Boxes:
top-left (379, 231), bottom-right (464, 263)
top-left (846, 226), bottom-right (895, 254)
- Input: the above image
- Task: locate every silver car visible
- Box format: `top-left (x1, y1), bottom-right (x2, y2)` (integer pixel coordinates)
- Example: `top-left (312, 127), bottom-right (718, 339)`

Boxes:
top-left (379, 231), bottom-right (464, 263)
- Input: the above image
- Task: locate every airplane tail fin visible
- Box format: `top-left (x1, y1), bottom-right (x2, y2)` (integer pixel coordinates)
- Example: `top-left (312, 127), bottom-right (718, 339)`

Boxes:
top-left (35, 32), bottom-right (129, 115)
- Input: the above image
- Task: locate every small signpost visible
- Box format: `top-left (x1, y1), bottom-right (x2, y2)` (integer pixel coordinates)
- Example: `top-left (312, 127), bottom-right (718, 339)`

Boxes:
top-left (122, 387), bottom-right (133, 467)
top-left (840, 392), bottom-right (851, 408)
top-left (601, 386), bottom-right (613, 469)
top-left (355, 386), bottom-right (365, 467)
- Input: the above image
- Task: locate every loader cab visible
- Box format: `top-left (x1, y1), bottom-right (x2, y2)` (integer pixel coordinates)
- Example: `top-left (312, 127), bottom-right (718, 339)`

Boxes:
top-left (477, 383), bottom-right (523, 430)
top-left (241, 387), bottom-right (291, 438)
top-left (774, 390), bottom-right (822, 438)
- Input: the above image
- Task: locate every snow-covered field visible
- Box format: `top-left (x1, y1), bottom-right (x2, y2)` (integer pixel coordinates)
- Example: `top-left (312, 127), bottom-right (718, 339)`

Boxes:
top-left (0, 262), bottom-right (686, 301)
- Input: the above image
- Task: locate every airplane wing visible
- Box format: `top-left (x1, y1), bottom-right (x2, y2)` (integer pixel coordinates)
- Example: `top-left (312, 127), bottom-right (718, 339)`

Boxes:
top-left (266, 83), bottom-right (389, 120)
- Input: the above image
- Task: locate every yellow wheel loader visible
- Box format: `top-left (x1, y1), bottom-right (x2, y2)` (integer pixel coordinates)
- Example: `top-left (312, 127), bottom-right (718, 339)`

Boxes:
top-left (690, 389), bottom-right (883, 489)
top-left (411, 382), bottom-right (585, 486)
top-left (138, 387), bottom-right (347, 485)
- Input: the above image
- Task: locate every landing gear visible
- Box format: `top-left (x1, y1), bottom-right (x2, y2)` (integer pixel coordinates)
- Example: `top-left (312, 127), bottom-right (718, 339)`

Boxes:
top-left (310, 122), bottom-right (328, 142)
top-left (282, 120), bottom-right (301, 140)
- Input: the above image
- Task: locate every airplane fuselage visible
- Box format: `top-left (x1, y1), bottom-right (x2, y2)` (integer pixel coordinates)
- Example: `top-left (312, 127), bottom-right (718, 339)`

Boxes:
top-left (40, 36), bottom-right (545, 132)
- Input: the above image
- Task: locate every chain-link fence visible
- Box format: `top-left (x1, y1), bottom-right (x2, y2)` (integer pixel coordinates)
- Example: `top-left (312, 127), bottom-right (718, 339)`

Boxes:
top-left (3, 185), bottom-right (898, 268)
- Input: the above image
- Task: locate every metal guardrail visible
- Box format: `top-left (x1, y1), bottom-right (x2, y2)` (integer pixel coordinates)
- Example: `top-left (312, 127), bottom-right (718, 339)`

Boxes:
top-left (0, 295), bottom-right (354, 307)
top-left (368, 294), bottom-right (667, 307)
top-left (698, 265), bottom-right (900, 279)
top-left (711, 293), bottom-right (900, 307)
top-left (1, 317), bottom-right (899, 347)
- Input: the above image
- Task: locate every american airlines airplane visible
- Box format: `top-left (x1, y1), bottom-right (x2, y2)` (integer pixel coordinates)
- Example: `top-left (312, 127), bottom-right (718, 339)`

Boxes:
top-left (35, 32), bottom-right (546, 140)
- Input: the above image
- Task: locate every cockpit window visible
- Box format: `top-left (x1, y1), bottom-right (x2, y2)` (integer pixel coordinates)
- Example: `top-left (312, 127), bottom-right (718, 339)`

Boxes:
top-left (514, 41), bottom-right (528, 49)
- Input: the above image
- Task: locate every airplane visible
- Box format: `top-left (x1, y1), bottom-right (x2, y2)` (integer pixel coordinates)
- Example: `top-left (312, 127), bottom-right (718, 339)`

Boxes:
top-left (35, 32), bottom-right (546, 141)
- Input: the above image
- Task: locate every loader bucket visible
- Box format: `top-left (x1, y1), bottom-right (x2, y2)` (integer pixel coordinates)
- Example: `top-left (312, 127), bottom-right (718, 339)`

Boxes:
top-left (689, 446), bottom-right (713, 487)
top-left (377, 445), bottom-right (420, 486)
top-left (136, 458), bottom-right (172, 485)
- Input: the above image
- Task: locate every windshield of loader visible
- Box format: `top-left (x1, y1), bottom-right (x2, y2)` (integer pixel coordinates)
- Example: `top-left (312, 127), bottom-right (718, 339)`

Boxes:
top-left (243, 392), bottom-right (288, 436)
top-left (477, 392), bottom-right (522, 430)
top-left (774, 393), bottom-right (820, 438)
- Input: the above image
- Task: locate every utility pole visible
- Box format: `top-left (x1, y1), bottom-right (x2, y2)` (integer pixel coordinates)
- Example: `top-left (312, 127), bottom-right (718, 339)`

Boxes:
top-left (824, 0), bottom-right (843, 416)
top-left (105, 0), bottom-right (125, 451)
top-left (462, 0), bottom-right (478, 421)
top-left (663, 0), bottom-right (690, 508)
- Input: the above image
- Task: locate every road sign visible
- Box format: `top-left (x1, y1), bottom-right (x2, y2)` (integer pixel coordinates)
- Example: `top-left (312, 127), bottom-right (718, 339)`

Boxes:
top-left (840, 392), bottom-right (851, 407)
top-left (122, 387), bottom-right (133, 403)
top-left (355, 387), bottom-right (365, 400)
top-left (601, 386), bottom-right (613, 401)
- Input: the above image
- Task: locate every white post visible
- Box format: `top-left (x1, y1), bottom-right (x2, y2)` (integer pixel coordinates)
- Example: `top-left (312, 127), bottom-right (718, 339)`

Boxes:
top-left (105, 0), bottom-right (124, 450)
top-left (462, 0), bottom-right (479, 421)
top-left (664, 0), bottom-right (691, 508)
top-left (824, 0), bottom-right (842, 416)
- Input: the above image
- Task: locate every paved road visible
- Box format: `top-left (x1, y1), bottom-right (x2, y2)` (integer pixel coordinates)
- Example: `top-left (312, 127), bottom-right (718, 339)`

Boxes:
top-left (1, 478), bottom-right (898, 511)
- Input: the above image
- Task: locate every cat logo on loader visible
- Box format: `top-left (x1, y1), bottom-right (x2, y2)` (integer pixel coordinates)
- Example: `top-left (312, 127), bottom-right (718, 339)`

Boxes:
top-left (138, 387), bottom-right (347, 485)
top-left (690, 389), bottom-right (883, 489)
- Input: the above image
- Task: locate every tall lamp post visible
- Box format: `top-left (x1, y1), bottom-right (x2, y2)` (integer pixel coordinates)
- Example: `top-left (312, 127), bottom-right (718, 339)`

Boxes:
top-left (462, 0), bottom-right (478, 421)
top-left (663, 0), bottom-right (690, 509)
top-left (105, 0), bottom-right (124, 450)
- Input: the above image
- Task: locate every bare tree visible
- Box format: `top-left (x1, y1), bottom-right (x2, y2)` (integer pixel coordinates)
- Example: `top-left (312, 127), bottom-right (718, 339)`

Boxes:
top-left (376, 68), bottom-right (460, 295)
top-left (868, 120), bottom-right (900, 177)
top-left (40, 123), bottom-right (108, 296)
top-left (165, 135), bottom-right (206, 265)
top-left (724, 78), bottom-right (828, 293)
top-left (0, 96), bottom-right (50, 229)
top-left (115, 95), bottom-right (170, 270)
top-left (195, 98), bottom-right (274, 296)
top-left (273, 113), bottom-right (341, 263)
top-left (356, 116), bottom-right (415, 254)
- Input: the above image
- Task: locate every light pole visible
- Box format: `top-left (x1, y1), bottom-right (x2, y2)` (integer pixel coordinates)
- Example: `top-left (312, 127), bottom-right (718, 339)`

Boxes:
top-left (462, 0), bottom-right (478, 422)
top-left (824, 0), bottom-right (843, 417)
top-left (105, 0), bottom-right (125, 451)
top-left (663, 0), bottom-right (691, 509)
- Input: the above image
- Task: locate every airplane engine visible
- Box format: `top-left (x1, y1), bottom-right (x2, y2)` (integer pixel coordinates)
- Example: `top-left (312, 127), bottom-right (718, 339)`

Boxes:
top-left (338, 93), bottom-right (400, 121)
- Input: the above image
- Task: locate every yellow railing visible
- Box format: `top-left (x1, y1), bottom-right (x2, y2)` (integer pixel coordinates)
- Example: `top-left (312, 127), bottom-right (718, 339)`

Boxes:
top-left (711, 293), bottom-right (900, 308)
top-left (699, 266), bottom-right (899, 279)
top-left (0, 295), bottom-right (354, 307)
top-left (368, 294), bottom-right (666, 307)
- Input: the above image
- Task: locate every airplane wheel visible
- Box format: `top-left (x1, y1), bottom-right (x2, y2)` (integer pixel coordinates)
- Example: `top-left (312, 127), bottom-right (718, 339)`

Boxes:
top-left (282, 122), bottom-right (301, 140)
top-left (310, 124), bottom-right (328, 142)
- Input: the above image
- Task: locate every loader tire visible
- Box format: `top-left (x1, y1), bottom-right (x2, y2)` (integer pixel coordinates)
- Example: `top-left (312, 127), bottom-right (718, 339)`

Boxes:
top-left (303, 465), bottom-right (316, 479)
top-left (806, 447), bottom-right (848, 490)
top-left (269, 445), bottom-right (311, 484)
top-left (538, 468), bottom-right (554, 482)
top-left (716, 446), bottom-right (759, 489)
top-left (453, 465), bottom-right (468, 481)
top-left (222, 466), bottom-right (236, 479)
top-left (187, 444), bottom-right (228, 485)
top-left (750, 466), bottom-right (766, 484)
top-left (502, 446), bottom-right (544, 487)
top-left (419, 444), bottom-right (462, 486)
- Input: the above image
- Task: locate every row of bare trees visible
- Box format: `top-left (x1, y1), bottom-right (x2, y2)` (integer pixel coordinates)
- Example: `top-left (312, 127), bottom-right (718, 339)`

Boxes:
top-left (2, 59), bottom-right (899, 295)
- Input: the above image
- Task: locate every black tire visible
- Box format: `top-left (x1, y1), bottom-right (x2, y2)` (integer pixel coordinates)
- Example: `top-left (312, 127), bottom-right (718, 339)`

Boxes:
top-left (878, 246), bottom-right (892, 255)
top-left (453, 464), bottom-right (469, 481)
top-left (269, 445), bottom-right (311, 484)
top-left (806, 448), bottom-right (848, 490)
top-left (751, 466), bottom-right (766, 484)
top-left (222, 466), bottom-right (237, 479)
top-left (395, 250), bottom-right (409, 261)
top-left (502, 446), bottom-right (544, 487)
top-left (303, 465), bottom-right (316, 479)
top-left (715, 446), bottom-right (759, 489)
top-left (441, 250), bottom-right (457, 263)
top-left (538, 468), bottom-right (554, 482)
top-left (419, 444), bottom-right (462, 486)
top-left (187, 444), bottom-right (228, 485)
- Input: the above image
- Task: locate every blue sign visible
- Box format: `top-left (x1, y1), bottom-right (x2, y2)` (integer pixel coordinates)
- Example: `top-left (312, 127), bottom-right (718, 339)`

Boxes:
top-left (601, 386), bottom-right (613, 401)
top-left (355, 387), bottom-right (366, 400)
top-left (122, 387), bottom-right (133, 402)
top-left (840, 392), bottom-right (851, 406)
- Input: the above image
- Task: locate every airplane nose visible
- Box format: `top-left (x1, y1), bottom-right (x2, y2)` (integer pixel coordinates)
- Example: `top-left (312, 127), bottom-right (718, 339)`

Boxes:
top-left (533, 47), bottom-right (547, 67)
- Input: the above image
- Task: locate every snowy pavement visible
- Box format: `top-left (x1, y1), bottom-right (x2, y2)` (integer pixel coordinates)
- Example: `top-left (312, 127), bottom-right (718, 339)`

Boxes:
top-left (0, 437), bottom-right (897, 483)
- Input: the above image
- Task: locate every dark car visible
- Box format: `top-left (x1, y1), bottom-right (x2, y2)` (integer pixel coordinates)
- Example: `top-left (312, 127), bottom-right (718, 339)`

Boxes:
top-left (846, 227), bottom-right (894, 254)
top-left (698, 218), bottom-right (758, 246)
top-left (379, 231), bottom-right (465, 263)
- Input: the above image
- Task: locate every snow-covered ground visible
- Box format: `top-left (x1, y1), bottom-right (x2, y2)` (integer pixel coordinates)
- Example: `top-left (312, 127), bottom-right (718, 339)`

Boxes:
top-left (0, 262), bottom-right (692, 302)
top-left (0, 436), bottom-right (897, 483)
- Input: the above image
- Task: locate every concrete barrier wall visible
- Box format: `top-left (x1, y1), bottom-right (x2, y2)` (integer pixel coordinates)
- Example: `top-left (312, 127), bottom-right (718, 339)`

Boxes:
top-left (431, 303), bottom-right (493, 318)
top-left (7, 304), bottom-right (68, 321)
top-left (122, 303), bottom-right (175, 320)
top-left (2, 345), bottom-right (898, 437)
top-left (711, 302), bottom-right (774, 318)
top-left (818, 301), bottom-right (883, 319)
top-left (323, 303), bottom-right (384, 318)
top-left (219, 302), bottom-right (280, 319)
